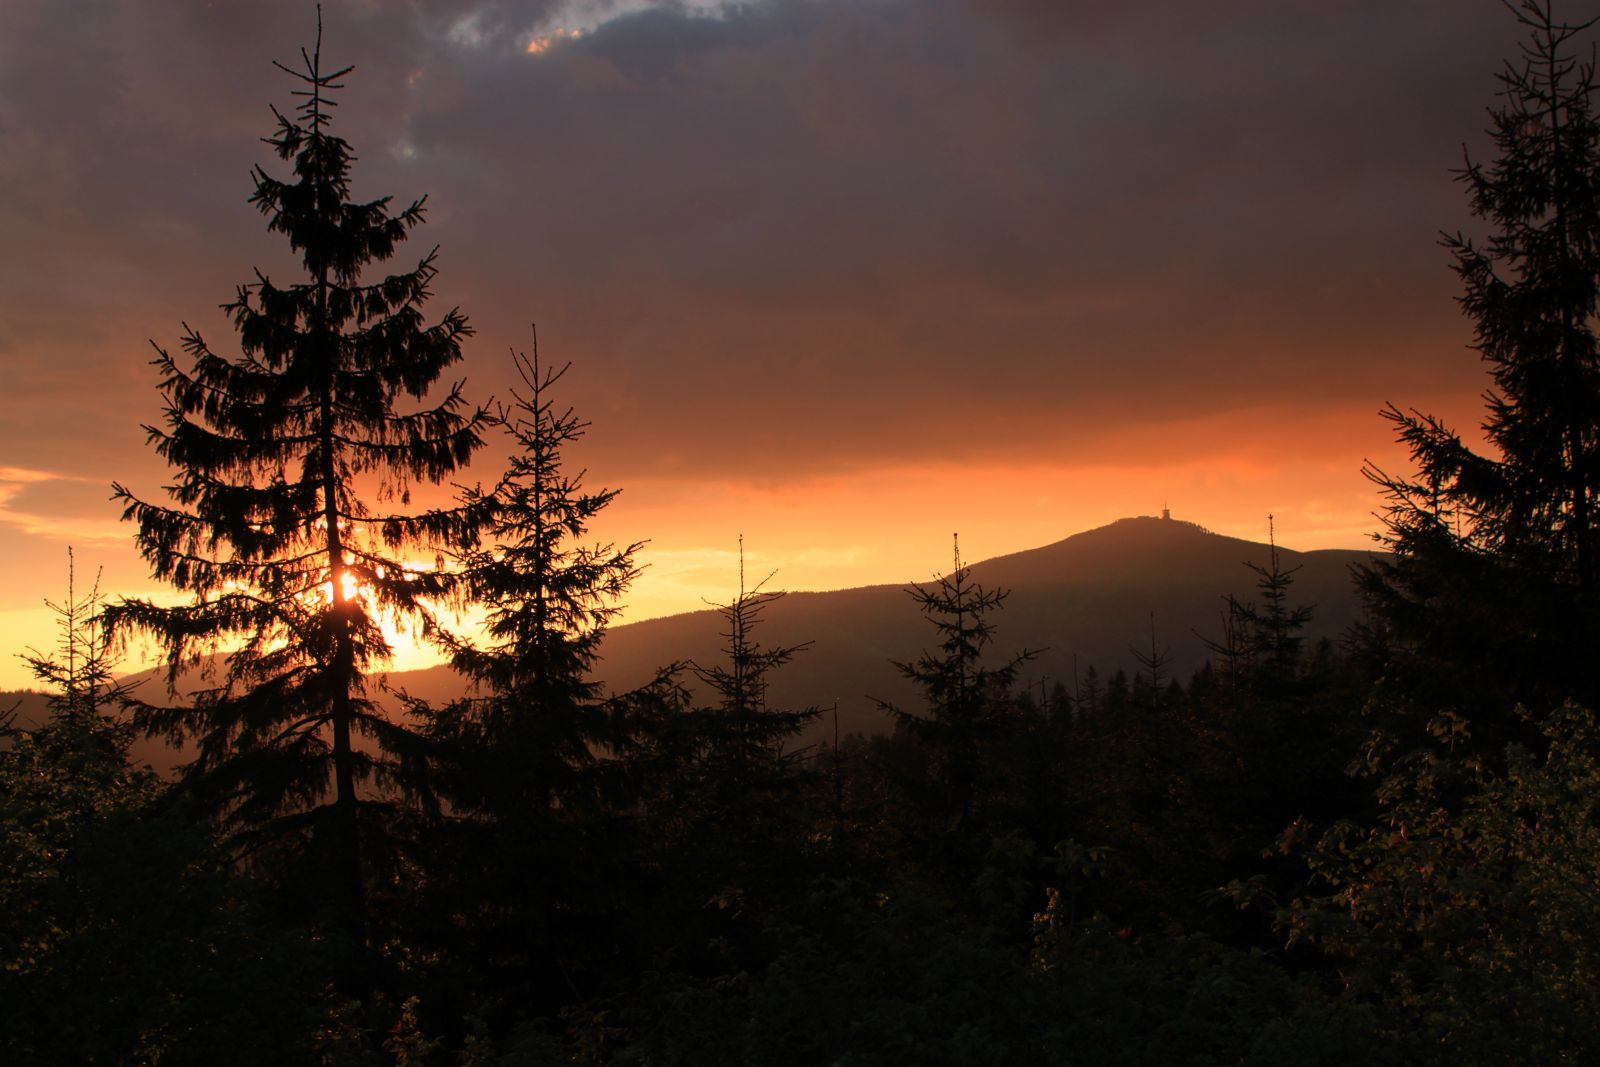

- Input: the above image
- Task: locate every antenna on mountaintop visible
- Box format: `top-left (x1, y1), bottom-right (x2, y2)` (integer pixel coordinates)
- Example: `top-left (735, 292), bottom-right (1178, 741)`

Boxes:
top-left (1161, 501), bottom-right (1171, 521)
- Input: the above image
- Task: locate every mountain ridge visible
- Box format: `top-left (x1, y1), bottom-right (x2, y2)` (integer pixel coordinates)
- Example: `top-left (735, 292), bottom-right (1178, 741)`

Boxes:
top-left (545, 514), bottom-right (1379, 737)
top-left (3, 516), bottom-right (1381, 765)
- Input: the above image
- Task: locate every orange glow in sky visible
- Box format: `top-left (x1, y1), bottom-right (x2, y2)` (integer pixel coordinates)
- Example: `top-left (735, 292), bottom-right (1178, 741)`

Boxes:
top-left (0, 2), bottom-right (1520, 692)
top-left (0, 392), bottom-right (1489, 692)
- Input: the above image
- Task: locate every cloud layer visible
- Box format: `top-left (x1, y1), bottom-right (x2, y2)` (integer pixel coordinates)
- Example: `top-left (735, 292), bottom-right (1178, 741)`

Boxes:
top-left (0, 0), bottom-right (1531, 683)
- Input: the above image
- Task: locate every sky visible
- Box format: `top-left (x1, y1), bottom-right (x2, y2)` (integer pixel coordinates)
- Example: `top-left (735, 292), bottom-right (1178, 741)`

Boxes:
top-left (0, 0), bottom-right (1548, 688)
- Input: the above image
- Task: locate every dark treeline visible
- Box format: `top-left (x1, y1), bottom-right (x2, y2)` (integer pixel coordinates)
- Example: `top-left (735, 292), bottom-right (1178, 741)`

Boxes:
top-left (7, 2), bottom-right (1600, 1062)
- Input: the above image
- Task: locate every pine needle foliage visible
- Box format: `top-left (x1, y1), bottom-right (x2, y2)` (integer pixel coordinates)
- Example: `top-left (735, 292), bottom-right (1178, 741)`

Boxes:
top-left (1361, 0), bottom-right (1600, 719)
top-left (103, 16), bottom-right (494, 934)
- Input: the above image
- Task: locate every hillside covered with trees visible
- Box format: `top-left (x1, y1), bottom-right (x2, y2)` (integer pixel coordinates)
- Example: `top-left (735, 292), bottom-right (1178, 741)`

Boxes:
top-left (7, 3), bottom-right (1600, 1063)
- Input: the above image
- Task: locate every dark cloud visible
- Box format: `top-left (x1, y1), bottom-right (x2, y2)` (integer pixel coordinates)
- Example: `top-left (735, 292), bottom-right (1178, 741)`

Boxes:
top-left (2, 0), bottom-right (1569, 683)
top-left (0, 0), bottom-right (1525, 489)
top-left (388, 0), bottom-right (1508, 476)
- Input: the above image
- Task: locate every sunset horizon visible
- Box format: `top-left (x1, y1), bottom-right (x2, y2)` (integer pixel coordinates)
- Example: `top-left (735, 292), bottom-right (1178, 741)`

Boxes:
top-left (0, 2), bottom-right (1513, 690)
top-left (0, 495), bottom-right (1383, 693)
top-left (10, 3), bottom-right (1600, 1060)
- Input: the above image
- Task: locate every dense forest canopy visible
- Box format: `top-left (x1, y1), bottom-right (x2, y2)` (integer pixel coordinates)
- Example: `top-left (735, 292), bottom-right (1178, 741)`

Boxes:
top-left (6, 2), bottom-right (1600, 1063)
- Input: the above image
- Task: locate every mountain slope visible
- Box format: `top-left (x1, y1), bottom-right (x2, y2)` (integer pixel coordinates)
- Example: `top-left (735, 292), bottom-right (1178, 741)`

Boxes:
top-left (579, 516), bottom-right (1376, 738)
top-left (77, 516), bottom-right (1378, 766)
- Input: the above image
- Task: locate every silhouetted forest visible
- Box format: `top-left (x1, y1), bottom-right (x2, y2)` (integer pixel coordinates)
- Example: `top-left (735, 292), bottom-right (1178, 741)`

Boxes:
top-left (8, 3), bottom-right (1600, 1063)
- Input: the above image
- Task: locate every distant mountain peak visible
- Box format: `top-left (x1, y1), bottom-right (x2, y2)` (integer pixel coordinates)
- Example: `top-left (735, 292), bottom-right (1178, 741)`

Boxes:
top-left (1101, 514), bottom-right (1216, 534)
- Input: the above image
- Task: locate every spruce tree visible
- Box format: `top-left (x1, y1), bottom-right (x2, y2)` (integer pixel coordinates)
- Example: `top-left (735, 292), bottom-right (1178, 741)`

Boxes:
top-left (879, 536), bottom-right (1032, 832)
top-left (1210, 518), bottom-right (1314, 700)
top-left (673, 543), bottom-right (817, 884)
top-left (429, 332), bottom-right (641, 815)
top-left (21, 548), bottom-right (133, 721)
top-left (105, 20), bottom-right (493, 940)
top-left (691, 539), bottom-right (815, 786)
top-left (643, 547), bottom-right (812, 863)
top-left (1362, 0), bottom-right (1600, 722)
top-left (411, 334), bottom-right (642, 1011)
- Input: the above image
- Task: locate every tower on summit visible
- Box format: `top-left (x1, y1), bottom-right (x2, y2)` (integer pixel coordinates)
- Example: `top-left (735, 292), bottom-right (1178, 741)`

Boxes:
top-left (1161, 502), bottom-right (1171, 521)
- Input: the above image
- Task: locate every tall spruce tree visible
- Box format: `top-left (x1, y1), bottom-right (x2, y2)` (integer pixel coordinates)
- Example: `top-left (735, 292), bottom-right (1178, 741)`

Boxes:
top-left (105, 20), bottom-right (493, 939)
top-left (691, 539), bottom-right (815, 786)
top-left (879, 536), bottom-right (1031, 832)
top-left (632, 544), bottom-right (817, 849)
top-left (421, 333), bottom-right (647, 849)
top-left (665, 543), bottom-right (817, 907)
top-left (1361, 0), bottom-right (1600, 723)
top-left (1211, 518), bottom-right (1314, 700)
top-left (412, 334), bottom-right (642, 1011)
top-left (430, 332), bottom-right (641, 815)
